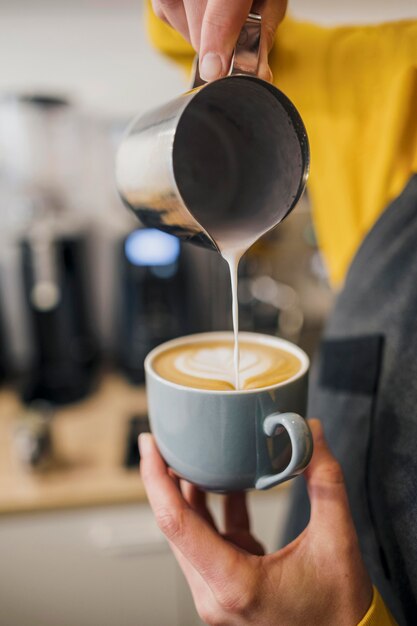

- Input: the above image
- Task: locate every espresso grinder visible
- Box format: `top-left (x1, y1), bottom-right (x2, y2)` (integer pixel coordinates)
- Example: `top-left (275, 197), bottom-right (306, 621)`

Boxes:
top-left (0, 94), bottom-right (98, 405)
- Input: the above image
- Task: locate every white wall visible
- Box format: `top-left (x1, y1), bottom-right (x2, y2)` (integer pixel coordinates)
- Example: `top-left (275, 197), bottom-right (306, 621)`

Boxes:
top-left (0, 0), bottom-right (184, 119)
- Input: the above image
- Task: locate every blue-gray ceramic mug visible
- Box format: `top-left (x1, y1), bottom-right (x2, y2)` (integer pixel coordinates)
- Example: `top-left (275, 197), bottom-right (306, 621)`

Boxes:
top-left (145, 332), bottom-right (313, 491)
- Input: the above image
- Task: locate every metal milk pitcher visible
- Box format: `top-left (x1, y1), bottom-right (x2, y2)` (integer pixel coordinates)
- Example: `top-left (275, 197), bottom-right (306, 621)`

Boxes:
top-left (116, 13), bottom-right (309, 252)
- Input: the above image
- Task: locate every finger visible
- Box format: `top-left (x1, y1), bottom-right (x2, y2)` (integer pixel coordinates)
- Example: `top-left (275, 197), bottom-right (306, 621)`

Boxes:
top-left (170, 540), bottom-right (218, 611)
top-left (305, 420), bottom-right (354, 534)
top-left (254, 0), bottom-right (287, 52)
top-left (181, 481), bottom-right (217, 529)
top-left (152, 0), bottom-right (190, 43)
top-left (224, 492), bottom-right (250, 533)
top-left (199, 0), bottom-right (253, 81)
top-left (168, 468), bottom-right (181, 489)
top-left (183, 0), bottom-right (207, 51)
top-left (170, 541), bottom-right (222, 626)
top-left (254, 0), bottom-right (287, 82)
top-left (222, 531), bottom-right (265, 556)
top-left (163, 479), bottom-right (218, 612)
top-left (139, 434), bottom-right (246, 591)
top-left (257, 37), bottom-right (274, 83)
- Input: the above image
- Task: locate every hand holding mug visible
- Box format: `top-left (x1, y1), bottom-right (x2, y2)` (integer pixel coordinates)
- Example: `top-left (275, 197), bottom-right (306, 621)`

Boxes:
top-left (140, 420), bottom-right (373, 626)
top-left (145, 333), bottom-right (313, 492)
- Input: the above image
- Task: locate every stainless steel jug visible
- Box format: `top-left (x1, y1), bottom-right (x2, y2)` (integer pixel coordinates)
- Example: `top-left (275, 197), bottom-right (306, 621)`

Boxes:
top-left (116, 13), bottom-right (309, 252)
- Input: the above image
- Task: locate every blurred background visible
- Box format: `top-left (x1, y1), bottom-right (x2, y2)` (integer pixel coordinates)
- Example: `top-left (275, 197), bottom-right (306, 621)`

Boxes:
top-left (0, 1), bottom-right (343, 625)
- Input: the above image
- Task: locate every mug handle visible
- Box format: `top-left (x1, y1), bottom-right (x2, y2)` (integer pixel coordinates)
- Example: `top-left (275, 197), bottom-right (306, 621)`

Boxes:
top-left (255, 413), bottom-right (313, 490)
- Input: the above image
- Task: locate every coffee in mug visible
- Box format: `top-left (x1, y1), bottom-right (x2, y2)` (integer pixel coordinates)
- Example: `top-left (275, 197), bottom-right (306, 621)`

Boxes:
top-left (152, 337), bottom-right (301, 391)
top-left (145, 331), bottom-right (312, 491)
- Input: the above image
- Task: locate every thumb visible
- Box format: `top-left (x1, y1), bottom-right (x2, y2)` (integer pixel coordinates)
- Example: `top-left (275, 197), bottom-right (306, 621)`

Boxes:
top-left (305, 420), bottom-right (355, 535)
top-left (199, 0), bottom-right (253, 82)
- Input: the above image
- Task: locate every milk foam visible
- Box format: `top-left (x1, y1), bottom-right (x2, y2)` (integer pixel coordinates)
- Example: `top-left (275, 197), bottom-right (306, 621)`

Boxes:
top-left (174, 345), bottom-right (273, 389)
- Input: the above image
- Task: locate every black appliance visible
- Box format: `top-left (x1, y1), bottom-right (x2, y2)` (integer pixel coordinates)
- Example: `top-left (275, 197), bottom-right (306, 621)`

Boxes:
top-left (20, 235), bottom-right (98, 405)
top-left (124, 414), bottom-right (150, 468)
top-left (0, 93), bottom-right (99, 402)
top-left (0, 296), bottom-right (8, 383)
top-left (117, 228), bottom-right (189, 383)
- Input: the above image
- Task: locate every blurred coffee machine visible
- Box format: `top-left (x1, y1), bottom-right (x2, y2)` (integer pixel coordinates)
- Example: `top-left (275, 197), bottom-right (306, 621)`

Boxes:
top-left (0, 297), bottom-right (8, 383)
top-left (0, 94), bottom-right (98, 404)
top-left (117, 228), bottom-right (190, 383)
top-left (20, 234), bottom-right (98, 404)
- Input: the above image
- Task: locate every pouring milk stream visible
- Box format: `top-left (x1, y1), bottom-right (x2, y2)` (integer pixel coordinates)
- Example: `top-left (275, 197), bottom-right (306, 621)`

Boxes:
top-left (115, 13), bottom-right (310, 388)
top-left (217, 236), bottom-right (271, 390)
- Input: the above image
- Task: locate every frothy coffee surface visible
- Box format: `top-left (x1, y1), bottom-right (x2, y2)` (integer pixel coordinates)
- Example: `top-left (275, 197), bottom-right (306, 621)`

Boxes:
top-left (152, 339), bottom-right (301, 391)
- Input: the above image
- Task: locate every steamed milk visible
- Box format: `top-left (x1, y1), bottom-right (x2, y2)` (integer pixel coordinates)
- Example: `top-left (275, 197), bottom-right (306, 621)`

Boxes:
top-left (223, 250), bottom-right (241, 389)
top-left (219, 235), bottom-right (262, 390)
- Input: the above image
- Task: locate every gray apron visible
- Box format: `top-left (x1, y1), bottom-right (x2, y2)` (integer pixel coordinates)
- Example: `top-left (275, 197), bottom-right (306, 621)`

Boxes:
top-left (283, 175), bottom-right (417, 625)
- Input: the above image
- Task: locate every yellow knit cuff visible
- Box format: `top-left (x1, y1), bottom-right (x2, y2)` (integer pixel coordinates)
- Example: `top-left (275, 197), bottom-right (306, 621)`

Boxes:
top-left (357, 587), bottom-right (398, 626)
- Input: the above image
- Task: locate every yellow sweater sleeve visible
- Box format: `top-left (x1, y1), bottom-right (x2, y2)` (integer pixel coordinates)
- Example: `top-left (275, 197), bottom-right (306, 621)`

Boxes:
top-left (273, 18), bottom-right (417, 285)
top-left (146, 1), bottom-right (193, 71)
top-left (146, 4), bottom-right (417, 285)
top-left (358, 587), bottom-right (398, 626)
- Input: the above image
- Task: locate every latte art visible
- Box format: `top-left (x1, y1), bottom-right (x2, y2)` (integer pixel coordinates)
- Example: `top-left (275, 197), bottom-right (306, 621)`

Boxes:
top-left (175, 346), bottom-right (273, 388)
top-left (152, 339), bottom-right (301, 391)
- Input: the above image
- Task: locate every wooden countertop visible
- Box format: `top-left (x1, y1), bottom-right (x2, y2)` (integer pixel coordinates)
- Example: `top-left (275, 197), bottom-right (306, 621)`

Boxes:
top-left (0, 374), bottom-right (148, 515)
top-left (0, 373), bottom-right (288, 516)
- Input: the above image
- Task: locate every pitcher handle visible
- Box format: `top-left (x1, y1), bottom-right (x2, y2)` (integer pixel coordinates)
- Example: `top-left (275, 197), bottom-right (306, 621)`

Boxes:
top-left (192, 12), bottom-right (262, 88)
